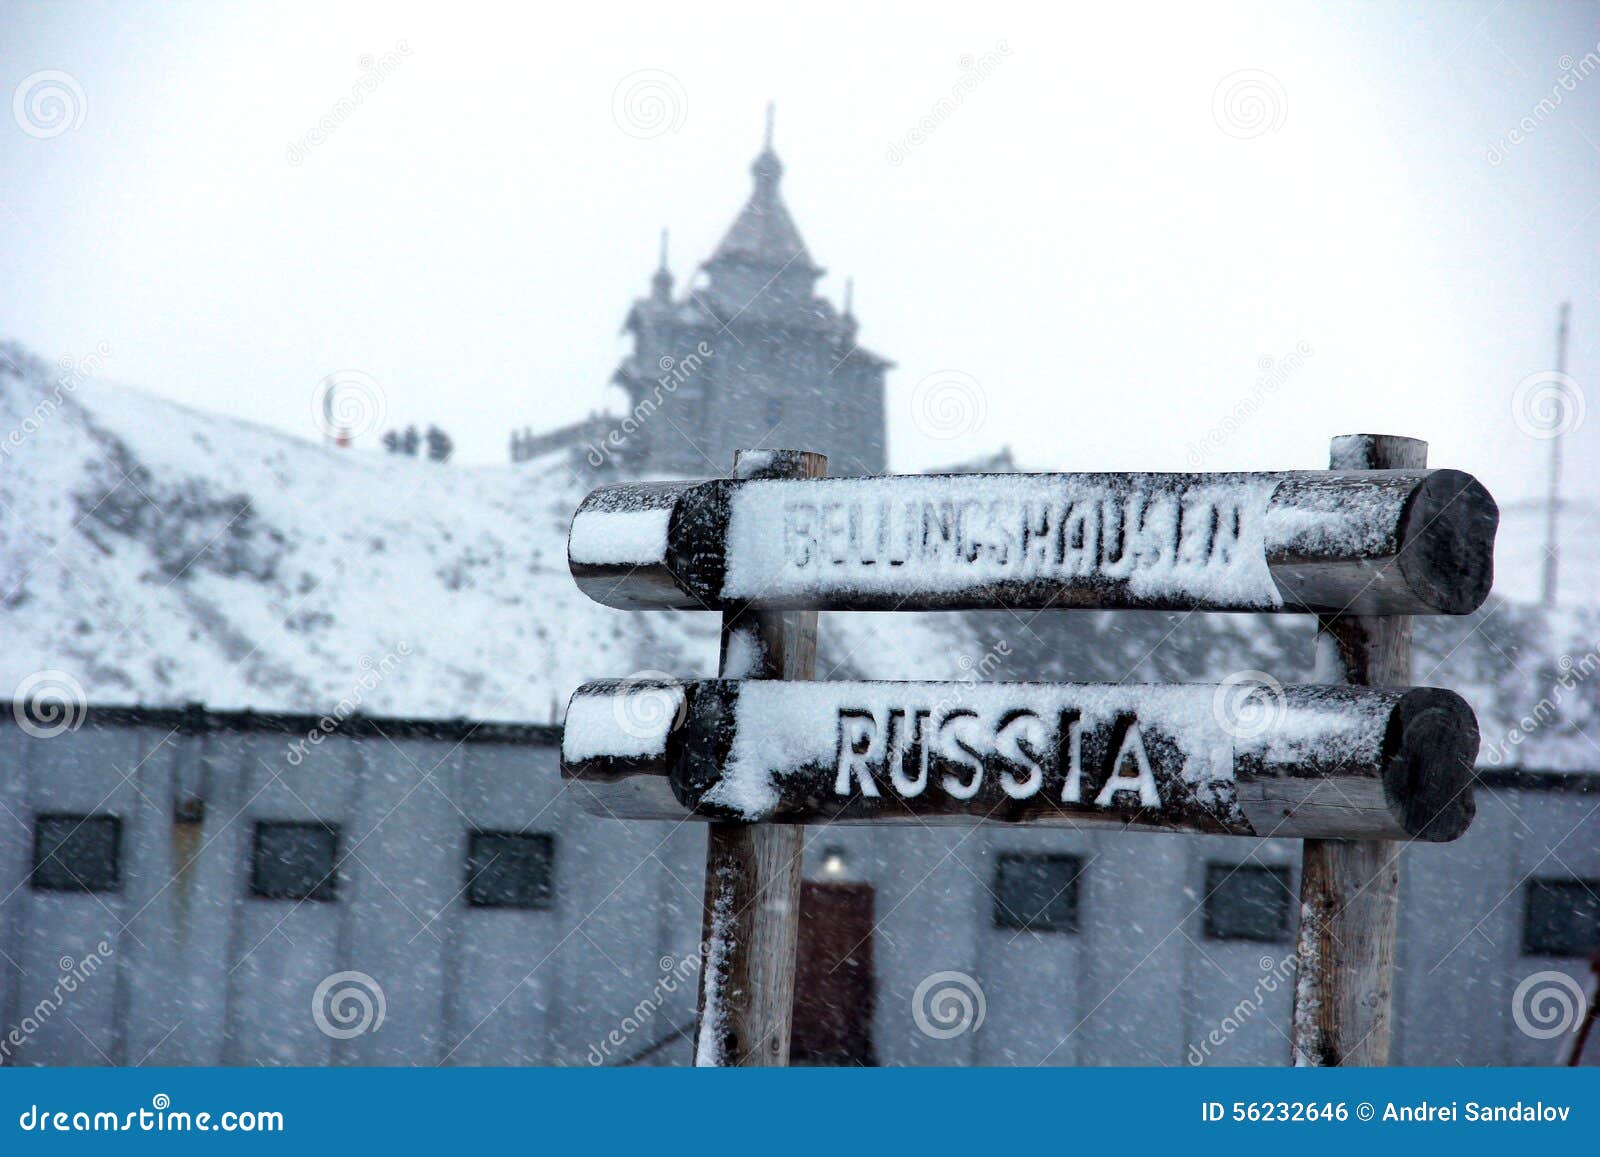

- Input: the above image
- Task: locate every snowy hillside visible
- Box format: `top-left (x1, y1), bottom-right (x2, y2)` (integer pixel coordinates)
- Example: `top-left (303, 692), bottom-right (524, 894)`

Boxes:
top-left (0, 341), bottom-right (971, 722)
top-left (2, 340), bottom-right (1597, 771)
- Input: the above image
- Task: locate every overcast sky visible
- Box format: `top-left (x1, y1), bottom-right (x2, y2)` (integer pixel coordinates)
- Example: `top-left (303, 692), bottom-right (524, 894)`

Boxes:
top-left (2, 1), bottom-right (1597, 510)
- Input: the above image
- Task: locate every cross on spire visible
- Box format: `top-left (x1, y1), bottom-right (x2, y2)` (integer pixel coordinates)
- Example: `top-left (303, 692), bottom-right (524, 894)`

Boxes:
top-left (651, 227), bottom-right (673, 299)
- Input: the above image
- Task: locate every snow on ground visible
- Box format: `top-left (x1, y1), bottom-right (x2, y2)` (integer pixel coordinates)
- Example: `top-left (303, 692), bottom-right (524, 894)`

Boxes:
top-left (0, 341), bottom-right (976, 722)
top-left (1, 342), bottom-right (703, 720)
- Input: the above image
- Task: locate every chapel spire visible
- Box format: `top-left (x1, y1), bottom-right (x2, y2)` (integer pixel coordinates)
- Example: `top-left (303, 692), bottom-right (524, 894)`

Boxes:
top-left (651, 228), bottom-right (672, 301)
top-left (600, 107), bottom-right (890, 478)
top-left (705, 104), bottom-right (819, 277)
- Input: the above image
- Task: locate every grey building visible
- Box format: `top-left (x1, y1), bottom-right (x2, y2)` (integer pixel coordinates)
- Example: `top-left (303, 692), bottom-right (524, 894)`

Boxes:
top-left (2, 703), bottom-right (1594, 1067)
top-left (585, 116), bottom-right (891, 477)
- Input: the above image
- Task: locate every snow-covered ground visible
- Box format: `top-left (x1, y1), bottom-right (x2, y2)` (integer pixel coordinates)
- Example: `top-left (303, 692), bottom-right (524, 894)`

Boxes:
top-left (2, 339), bottom-right (1596, 772)
top-left (0, 341), bottom-right (970, 721)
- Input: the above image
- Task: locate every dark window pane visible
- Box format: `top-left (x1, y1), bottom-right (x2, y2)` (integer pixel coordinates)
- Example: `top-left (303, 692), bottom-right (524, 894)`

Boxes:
top-left (250, 821), bottom-right (339, 902)
top-left (993, 853), bottom-right (1081, 933)
top-left (1204, 863), bottom-right (1291, 942)
top-left (1523, 878), bottom-right (1600, 957)
top-left (32, 814), bottom-right (121, 893)
top-left (466, 832), bottom-right (554, 909)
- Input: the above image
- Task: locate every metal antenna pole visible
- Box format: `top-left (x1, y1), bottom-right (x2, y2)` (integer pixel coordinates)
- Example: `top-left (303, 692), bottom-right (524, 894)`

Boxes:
top-left (1542, 301), bottom-right (1571, 608)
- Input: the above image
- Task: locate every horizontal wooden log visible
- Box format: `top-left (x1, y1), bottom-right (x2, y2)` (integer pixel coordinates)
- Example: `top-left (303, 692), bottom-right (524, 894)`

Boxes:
top-left (561, 678), bottom-right (1479, 841)
top-left (568, 470), bottom-right (1497, 615)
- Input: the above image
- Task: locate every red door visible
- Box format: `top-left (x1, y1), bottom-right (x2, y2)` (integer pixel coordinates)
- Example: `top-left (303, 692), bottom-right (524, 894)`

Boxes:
top-left (792, 881), bottom-right (876, 1065)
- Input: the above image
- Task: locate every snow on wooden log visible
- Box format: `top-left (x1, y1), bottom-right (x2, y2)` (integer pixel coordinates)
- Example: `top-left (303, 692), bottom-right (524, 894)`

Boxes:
top-left (567, 470), bottom-right (1497, 615)
top-left (562, 678), bottom-right (1479, 841)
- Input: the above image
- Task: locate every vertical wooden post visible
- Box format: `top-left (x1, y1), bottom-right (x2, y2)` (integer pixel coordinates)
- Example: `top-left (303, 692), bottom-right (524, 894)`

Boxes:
top-left (1291, 433), bottom-right (1425, 1066)
top-left (693, 448), bottom-right (826, 1067)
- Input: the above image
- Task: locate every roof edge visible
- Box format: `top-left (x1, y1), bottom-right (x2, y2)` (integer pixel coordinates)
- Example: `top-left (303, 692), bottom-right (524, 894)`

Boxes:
top-left (0, 702), bottom-right (562, 746)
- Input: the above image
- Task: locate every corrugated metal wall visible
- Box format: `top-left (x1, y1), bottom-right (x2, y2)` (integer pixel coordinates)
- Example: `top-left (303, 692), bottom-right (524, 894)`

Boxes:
top-left (0, 714), bottom-right (1592, 1066)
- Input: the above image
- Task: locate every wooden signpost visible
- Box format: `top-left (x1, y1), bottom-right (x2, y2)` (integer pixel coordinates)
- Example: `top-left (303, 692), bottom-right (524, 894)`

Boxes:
top-left (569, 468), bottom-right (1496, 614)
top-left (564, 678), bottom-right (1478, 841)
top-left (562, 440), bottom-right (1499, 1068)
top-left (1292, 434), bottom-right (1430, 1067)
top-left (695, 448), bottom-right (823, 1068)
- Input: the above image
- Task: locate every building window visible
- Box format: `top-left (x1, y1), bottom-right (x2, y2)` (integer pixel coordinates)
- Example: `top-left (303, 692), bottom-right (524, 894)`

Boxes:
top-left (1522, 878), bottom-right (1600, 957)
top-left (250, 821), bottom-right (340, 902)
top-left (466, 831), bottom-right (554, 910)
top-left (1204, 863), bottom-right (1292, 942)
top-left (31, 814), bottom-right (121, 893)
top-left (993, 853), bottom-right (1082, 933)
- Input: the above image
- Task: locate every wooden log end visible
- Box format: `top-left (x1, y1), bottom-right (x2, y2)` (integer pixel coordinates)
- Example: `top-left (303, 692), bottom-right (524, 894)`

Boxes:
top-left (731, 448), bottom-right (829, 481)
top-left (1397, 468), bottom-right (1499, 615)
top-left (559, 679), bottom-right (682, 782)
top-left (1382, 687), bottom-right (1479, 841)
top-left (1329, 433), bottom-right (1426, 471)
top-left (568, 483), bottom-right (687, 608)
